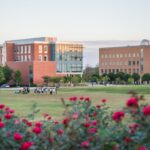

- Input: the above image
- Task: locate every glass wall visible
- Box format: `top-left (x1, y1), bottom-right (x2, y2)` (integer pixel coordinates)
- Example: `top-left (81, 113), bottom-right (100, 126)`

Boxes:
top-left (56, 48), bottom-right (83, 73)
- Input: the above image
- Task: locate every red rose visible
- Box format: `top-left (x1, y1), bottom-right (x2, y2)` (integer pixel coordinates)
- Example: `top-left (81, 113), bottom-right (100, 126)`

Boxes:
top-left (47, 116), bottom-right (52, 121)
top-left (84, 122), bottom-right (91, 128)
top-left (5, 107), bottom-right (10, 112)
top-left (91, 120), bottom-right (97, 126)
top-left (88, 128), bottom-right (97, 134)
top-left (14, 119), bottom-right (21, 125)
top-left (113, 144), bottom-right (119, 150)
top-left (79, 96), bottom-right (84, 100)
top-left (26, 121), bottom-right (32, 127)
top-left (129, 123), bottom-right (139, 134)
top-left (49, 137), bottom-right (54, 143)
top-left (4, 113), bottom-right (13, 119)
top-left (96, 105), bottom-right (101, 109)
top-left (54, 120), bottom-right (59, 124)
top-left (101, 99), bottom-right (107, 103)
top-left (143, 106), bottom-right (150, 116)
top-left (126, 97), bottom-right (138, 107)
top-left (93, 112), bottom-right (97, 117)
top-left (43, 113), bottom-right (49, 118)
top-left (137, 146), bottom-right (148, 150)
top-left (124, 137), bottom-right (132, 143)
top-left (112, 111), bottom-right (125, 122)
top-left (57, 129), bottom-right (63, 135)
top-left (22, 118), bottom-right (28, 123)
top-left (69, 96), bottom-right (77, 102)
top-left (21, 142), bottom-right (33, 150)
top-left (62, 118), bottom-right (70, 125)
top-left (0, 104), bottom-right (5, 109)
top-left (9, 109), bottom-right (15, 114)
top-left (14, 132), bottom-right (23, 141)
top-left (32, 127), bottom-right (42, 134)
top-left (72, 112), bottom-right (78, 119)
top-left (80, 141), bottom-right (90, 148)
top-left (85, 97), bottom-right (90, 102)
top-left (0, 122), bottom-right (5, 128)
top-left (35, 121), bottom-right (43, 127)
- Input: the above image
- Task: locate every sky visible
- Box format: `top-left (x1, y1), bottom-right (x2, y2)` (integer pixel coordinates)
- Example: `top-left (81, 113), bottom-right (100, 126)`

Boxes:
top-left (0, 0), bottom-right (150, 43)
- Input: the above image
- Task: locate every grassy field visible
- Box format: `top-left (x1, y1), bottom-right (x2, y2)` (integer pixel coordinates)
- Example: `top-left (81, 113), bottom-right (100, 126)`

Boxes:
top-left (0, 85), bottom-right (150, 120)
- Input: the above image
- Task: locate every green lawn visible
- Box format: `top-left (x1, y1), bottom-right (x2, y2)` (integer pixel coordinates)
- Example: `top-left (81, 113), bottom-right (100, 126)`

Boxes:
top-left (0, 85), bottom-right (150, 120)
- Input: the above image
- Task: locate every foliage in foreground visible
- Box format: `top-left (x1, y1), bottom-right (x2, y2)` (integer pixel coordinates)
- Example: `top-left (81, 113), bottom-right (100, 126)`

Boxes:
top-left (0, 94), bottom-right (150, 150)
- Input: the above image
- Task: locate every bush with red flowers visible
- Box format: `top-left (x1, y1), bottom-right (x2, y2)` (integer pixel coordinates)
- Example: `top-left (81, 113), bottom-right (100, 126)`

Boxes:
top-left (0, 93), bottom-right (150, 150)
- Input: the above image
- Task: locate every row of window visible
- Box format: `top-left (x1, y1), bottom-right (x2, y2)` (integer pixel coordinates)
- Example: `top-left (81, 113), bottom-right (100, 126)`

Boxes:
top-left (15, 45), bottom-right (31, 54)
top-left (57, 63), bottom-right (82, 72)
top-left (101, 61), bottom-right (140, 66)
top-left (101, 68), bottom-right (140, 74)
top-left (56, 51), bottom-right (82, 62)
top-left (38, 55), bottom-right (48, 61)
top-left (15, 55), bottom-right (31, 62)
top-left (57, 44), bottom-right (82, 50)
top-left (38, 45), bottom-right (48, 53)
top-left (101, 53), bottom-right (140, 59)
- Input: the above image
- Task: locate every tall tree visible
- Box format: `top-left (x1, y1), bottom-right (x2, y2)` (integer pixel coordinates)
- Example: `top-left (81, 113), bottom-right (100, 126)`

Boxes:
top-left (142, 73), bottom-right (150, 84)
top-left (0, 67), bottom-right (5, 84)
top-left (82, 65), bottom-right (99, 82)
top-left (2, 66), bottom-right (13, 83)
top-left (14, 70), bottom-right (22, 86)
top-left (132, 73), bottom-right (140, 83)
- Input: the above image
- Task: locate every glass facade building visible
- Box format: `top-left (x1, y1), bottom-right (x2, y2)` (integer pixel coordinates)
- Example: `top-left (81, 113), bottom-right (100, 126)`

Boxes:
top-left (50, 42), bottom-right (83, 73)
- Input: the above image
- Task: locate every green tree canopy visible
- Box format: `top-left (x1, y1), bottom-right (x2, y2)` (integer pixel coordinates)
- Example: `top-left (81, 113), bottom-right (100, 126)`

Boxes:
top-left (0, 67), bottom-right (5, 84)
top-left (2, 66), bottom-right (13, 83)
top-left (14, 70), bottom-right (23, 86)
top-left (132, 73), bottom-right (140, 82)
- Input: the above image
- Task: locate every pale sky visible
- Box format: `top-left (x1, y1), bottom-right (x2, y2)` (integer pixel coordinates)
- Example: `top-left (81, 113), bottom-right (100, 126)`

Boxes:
top-left (0, 0), bottom-right (150, 43)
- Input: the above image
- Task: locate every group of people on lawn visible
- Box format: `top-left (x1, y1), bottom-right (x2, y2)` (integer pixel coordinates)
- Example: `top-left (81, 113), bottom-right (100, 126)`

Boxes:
top-left (15, 86), bottom-right (57, 95)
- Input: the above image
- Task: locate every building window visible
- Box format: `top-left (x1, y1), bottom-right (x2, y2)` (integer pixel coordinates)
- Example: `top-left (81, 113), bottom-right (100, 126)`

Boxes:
top-left (17, 55), bottom-right (20, 61)
top-left (39, 45), bottom-right (42, 53)
top-left (44, 45), bottom-right (48, 53)
top-left (21, 46), bottom-right (23, 54)
top-left (44, 55), bottom-right (48, 61)
top-left (128, 53), bottom-right (131, 57)
top-left (21, 55), bottom-right (23, 61)
top-left (133, 61), bottom-right (135, 65)
top-left (137, 61), bottom-right (139, 65)
top-left (24, 46), bottom-right (27, 54)
top-left (128, 61), bottom-right (131, 66)
top-left (39, 55), bottom-right (42, 61)
top-left (28, 45), bottom-right (31, 53)
top-left (133, 53), bottom-right (136, 57)
top-left (116, 54), bottom-right (119, 58)
top-left (24, 55), bottom-right (26, 61)
top-left (28, 55), bottom-right (31, 61)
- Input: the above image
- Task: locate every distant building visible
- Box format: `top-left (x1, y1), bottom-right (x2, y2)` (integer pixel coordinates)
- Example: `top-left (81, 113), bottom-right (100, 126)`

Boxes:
top-left (2, 37), bottom-right (83, 85)
top-left (99, 40), bottom-right (150, 76)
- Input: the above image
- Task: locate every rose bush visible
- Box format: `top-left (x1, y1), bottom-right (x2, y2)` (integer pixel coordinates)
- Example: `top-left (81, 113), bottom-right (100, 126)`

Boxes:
top-left (0, 94), bottom-right (150, 150)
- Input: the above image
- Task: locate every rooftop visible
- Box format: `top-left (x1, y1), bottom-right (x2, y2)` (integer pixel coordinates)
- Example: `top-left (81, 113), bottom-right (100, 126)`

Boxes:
top-left (6, 37), bottom-right (57, 44)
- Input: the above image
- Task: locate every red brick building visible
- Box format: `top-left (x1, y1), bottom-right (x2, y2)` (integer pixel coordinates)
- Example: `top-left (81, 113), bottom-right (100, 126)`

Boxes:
top-left (99, 40), bottom-right (150, 76)
top-left (3, 37), bottom-right (83, 85)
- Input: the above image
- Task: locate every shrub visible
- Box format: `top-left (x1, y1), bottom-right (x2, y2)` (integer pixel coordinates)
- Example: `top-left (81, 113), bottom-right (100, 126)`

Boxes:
top-left (0, 94), bottom-right (150, 149)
